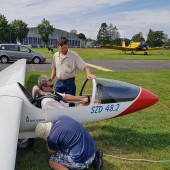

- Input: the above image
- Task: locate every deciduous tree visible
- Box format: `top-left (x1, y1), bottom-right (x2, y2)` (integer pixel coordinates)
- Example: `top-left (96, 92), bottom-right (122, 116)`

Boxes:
top-left (146, 29), bottom-right (167, 47)
top-left (10, 19), bottom-right (29, 43)
top-left (37, 18), bottom-right (54, 45)
top-left (163, 39), bottom-right (170, 47)
top-left (77, 33), bottom-right (86, 40)
top-left (97, 23), bottom-right (121, 46)
top-left (108, 24), bottom-right (120, 41)
top-left (131, 32), bottom-right (145, 42)
top-left (97, 23), bottom-right (110, 45)
top-left (0, 14), bottom-right (10, 43)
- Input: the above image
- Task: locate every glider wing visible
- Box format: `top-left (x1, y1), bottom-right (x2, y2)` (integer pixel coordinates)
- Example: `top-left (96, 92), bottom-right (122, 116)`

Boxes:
top-left (0, 96), bottom-right (23, 170)
top-left (0, 59), bottom-right (26, 86)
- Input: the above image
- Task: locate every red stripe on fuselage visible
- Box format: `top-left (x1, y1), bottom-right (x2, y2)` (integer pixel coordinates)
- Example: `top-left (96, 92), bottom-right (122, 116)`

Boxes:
top-left (117, 88), bottom-right (158, 117)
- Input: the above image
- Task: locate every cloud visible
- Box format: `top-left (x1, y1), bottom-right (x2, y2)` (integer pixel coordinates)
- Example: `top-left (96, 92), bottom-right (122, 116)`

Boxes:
top-left (1, 0), bottom-right (131, 18)
top-left (93, 9), bottom-right (170, 38)
top-left (70, 8), bottom-right (170, 39)
top-left (1, 0), bottom-right (170, 39)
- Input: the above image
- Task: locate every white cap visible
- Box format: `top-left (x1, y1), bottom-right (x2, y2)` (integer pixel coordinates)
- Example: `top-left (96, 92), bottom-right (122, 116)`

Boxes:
top-left (35, 122), bottom-right (52, 140)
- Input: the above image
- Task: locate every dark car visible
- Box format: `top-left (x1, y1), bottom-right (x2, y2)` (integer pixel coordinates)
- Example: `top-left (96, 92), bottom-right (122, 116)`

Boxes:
top-left (0, 44), bottom-right (46, 64)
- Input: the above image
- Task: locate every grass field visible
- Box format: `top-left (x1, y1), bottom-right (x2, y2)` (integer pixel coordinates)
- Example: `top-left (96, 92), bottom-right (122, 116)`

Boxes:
top-left (15, 48), bottom-right (170, 170)
top-left (34, 47), bottom-right (170, 60)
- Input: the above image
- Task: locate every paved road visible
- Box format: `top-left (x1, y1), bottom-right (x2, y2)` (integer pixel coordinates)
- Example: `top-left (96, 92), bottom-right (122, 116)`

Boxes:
top-left (86, 60), bottom-right (170, 71)
top-left (0, 59), bottom-right (170, 72)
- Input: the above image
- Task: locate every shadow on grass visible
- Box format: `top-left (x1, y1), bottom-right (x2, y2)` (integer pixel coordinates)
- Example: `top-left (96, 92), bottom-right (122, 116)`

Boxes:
top-left (16, 138), bottom-right (50, 170)
top-left (87, 124), bottom-right (170, 153)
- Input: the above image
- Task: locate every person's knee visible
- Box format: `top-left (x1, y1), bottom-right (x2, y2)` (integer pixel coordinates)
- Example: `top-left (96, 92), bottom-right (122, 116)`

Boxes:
top-left (49, 160), bottom-right (54, 168)
top-left (49, 160), bottom-right (59, 170)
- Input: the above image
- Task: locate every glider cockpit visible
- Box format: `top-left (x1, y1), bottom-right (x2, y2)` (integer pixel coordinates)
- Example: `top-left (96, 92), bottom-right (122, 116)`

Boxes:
top-left (96, 80), bottom-right (140, 104)
top-left (80, 78), bottom-right (140, 104)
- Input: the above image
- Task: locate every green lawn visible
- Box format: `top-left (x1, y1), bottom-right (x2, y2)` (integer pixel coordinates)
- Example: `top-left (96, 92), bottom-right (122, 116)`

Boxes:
top-left (15, 70), bottom-right (170, 170)
top-left (34, 47), bottom-right (170, 60)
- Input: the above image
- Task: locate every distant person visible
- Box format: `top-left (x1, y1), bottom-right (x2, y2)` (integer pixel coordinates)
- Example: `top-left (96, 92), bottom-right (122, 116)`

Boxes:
top-left (51, 37), bottom-right (96, 95)
top-left (51, 45), bottom-right (54, 54)
top-left (48, 46), bottom-right (51, 53)
top-left (35, 115), bottom-right (103, 170)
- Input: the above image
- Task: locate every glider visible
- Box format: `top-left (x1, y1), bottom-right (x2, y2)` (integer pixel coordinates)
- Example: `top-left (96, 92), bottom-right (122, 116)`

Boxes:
top-left (0, 59), bottom-right (158, 170)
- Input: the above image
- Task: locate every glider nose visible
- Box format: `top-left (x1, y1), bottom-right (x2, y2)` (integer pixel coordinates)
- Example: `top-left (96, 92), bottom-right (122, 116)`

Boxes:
top-left (139, 88), bottom-right (158, 108)
top-left (131, 87), bottom-right (158, 111)
top-left (118, 88), bottom-right (158, 117)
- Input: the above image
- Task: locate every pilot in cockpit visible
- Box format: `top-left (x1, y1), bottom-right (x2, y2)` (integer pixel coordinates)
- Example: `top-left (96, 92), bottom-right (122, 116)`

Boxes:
top-left (32, 75), bottom-right (89, 109)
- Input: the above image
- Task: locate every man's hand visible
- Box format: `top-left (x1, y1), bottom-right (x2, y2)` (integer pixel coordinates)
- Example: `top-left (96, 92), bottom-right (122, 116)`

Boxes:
top-left (84, 66), bottom-right (96, 79)
top-left (82, 97), bottom-right (100, 104)
top-left (82, 97), bottom-right (89, 104)
top-left (87, 73), bottom-right (96, 79)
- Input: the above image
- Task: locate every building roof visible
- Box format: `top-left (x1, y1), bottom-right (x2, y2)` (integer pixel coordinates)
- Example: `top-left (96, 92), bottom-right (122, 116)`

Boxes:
top-left (27, 27), bottom-right (80, 40)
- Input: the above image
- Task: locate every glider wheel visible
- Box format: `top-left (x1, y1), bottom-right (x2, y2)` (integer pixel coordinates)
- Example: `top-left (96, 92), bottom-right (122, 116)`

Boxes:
top-left (17, 138), bottom-right (34, 151)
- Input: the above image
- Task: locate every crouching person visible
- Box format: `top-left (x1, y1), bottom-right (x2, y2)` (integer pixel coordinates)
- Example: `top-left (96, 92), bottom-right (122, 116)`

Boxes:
top-left (35, 115), bottom-right (103, 170)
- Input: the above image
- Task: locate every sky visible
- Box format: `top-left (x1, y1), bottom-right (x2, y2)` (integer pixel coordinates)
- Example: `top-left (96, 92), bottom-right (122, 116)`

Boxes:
top-left (1, 0), bottom-right (170, 40)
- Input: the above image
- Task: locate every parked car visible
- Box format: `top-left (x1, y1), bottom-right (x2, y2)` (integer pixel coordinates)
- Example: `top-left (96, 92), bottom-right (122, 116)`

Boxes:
top-left (0, 44), bottom-right (46, 64)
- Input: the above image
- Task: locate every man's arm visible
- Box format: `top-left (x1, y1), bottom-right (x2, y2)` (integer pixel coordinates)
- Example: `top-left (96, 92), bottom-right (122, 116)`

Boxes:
top-left (84, 66), bottom-right (96, 79)
top-left (64, 94), bottom-right (88, 103)
top-left (51, 68), bottom-right (56, 81)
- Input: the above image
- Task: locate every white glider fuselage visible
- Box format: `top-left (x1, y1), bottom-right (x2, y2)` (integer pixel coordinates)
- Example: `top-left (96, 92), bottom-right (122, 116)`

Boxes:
top-left (0, 59), bottom-right (158, 139)
top-left (0, 81), bottom-right (134, 139)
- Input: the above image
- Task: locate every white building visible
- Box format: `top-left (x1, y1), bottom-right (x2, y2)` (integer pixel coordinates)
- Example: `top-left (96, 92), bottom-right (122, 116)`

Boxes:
top-left (23, 27), bottom-right (81, 48)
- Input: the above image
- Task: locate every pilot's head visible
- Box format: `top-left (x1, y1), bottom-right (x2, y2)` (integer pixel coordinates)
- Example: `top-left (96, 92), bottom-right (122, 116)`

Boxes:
top-left (38, 75), bottom-right (54, 92)
top-left (35, 122), bottom-right (52, 140)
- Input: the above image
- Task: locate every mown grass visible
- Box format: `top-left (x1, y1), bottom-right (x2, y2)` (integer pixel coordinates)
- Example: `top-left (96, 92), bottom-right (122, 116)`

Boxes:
top-left (15, 70), bottom-right (170, 170)
top-left (34, 47), bottom-right (170, 60)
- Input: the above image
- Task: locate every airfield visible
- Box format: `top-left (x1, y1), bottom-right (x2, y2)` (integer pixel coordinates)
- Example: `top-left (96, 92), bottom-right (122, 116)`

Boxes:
top-left (0, 59), bottom-right (170, 72)
top-left (1, 47), bottom-right (170, 72)
top-left (0, 48), bottom-right (169, 170)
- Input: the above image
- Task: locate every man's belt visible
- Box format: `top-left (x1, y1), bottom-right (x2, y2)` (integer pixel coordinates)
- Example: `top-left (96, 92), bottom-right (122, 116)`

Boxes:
top-left (58, 77), bottom-right (75, 83)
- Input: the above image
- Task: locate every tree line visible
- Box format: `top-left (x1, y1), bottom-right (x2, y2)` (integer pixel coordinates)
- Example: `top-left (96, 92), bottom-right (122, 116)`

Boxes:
top-left (0, 14), bottom-right (29, 43)
top-left (97, 22), bottom-right (170, 47)
top-left (0, 14), bottom-right (54, 45)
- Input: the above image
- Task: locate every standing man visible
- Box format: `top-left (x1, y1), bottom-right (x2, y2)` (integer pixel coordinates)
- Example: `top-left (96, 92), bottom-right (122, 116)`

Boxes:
top-left (35, 115), bottom-right (103, 170)
top-left (51, 37), bottom-right (96, 95)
